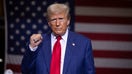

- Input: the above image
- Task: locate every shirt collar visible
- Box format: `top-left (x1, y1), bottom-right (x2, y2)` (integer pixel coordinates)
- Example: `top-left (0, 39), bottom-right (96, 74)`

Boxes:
top-left (51, 29), bottom-right (69, 41)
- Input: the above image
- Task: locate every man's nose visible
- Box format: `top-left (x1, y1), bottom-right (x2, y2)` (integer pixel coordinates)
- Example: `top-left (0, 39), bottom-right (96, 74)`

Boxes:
top-left (56, 19), bottom-right (60, 26)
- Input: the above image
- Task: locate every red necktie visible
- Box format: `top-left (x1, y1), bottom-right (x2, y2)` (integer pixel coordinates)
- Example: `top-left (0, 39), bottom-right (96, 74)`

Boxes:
top-left (50, 36), bottom-right (61, 74)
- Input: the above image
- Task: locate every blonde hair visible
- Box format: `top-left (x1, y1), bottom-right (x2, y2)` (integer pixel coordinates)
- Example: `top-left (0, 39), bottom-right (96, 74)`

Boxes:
top-left (46, 3), bottom-right (70, 20)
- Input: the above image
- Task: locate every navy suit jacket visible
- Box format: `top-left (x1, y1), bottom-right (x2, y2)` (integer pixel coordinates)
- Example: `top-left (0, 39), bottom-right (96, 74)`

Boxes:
top-left (21, 31), bottom-right (95, 74)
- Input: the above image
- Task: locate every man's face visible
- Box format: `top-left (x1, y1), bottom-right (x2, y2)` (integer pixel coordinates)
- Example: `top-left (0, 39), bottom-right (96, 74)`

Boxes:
top-left (48, 12), bottom-right (70, 36)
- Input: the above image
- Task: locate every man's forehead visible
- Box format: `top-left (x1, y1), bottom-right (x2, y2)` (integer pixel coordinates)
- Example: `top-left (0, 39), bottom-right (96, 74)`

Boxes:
top-left (50, 13), bottom-right (67, 18)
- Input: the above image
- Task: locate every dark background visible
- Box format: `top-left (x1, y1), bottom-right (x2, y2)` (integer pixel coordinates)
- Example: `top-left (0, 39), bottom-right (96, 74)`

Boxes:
top-left (0, 0), bottom-right (5, 73)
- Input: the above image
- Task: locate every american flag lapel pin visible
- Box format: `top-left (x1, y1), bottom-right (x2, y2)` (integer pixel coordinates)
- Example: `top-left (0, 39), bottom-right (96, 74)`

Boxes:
top-left (72, 43), bottom-right (75, 46)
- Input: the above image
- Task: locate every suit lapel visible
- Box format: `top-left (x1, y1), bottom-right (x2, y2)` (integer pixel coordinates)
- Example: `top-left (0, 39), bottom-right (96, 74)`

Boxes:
top-left (63, 31), bottom-right (75, 74)
top-left (42, 33), bottom-right (52, 73)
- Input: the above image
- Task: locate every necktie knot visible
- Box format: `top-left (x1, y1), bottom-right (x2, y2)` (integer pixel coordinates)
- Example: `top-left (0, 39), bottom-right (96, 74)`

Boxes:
top-left (56, 36), bottom-right (62, 41)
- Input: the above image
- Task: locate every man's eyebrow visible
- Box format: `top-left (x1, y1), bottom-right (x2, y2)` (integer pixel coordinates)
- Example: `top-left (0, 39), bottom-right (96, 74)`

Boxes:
top-left (58, 18), bottom-right (63, 19)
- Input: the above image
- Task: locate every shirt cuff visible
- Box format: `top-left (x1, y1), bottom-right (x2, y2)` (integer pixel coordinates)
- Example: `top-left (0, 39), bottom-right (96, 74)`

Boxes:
top-left (29, 45), bottom-right (38, 51)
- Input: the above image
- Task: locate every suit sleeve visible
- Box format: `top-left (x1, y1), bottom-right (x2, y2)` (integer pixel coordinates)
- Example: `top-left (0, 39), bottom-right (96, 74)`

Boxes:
top-left (21, 45), bottom-right (39, 74)
top-left (21, 34), bottom-right (46, 74)
top-left (84, 39), bottom-right (96, 74)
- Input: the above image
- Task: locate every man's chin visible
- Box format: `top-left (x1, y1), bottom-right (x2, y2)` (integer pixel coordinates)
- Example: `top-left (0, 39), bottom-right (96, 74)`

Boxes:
top-left (54, 31), bottom-right (64, 36)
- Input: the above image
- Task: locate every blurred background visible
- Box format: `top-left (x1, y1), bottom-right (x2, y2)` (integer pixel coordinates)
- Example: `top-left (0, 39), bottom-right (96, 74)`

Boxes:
top-left (0, 0), bottom-right (5, 73)
top-left (0, 0), bottom-right (132, 74)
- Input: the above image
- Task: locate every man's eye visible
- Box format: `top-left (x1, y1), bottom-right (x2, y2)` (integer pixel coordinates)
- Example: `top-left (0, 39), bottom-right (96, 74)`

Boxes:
top-left (50, 18), bottom-right (64, 22)
top-left (50, 19), bottom-right (56, 22)
top-left (59, 18), bottom-right (63, 20)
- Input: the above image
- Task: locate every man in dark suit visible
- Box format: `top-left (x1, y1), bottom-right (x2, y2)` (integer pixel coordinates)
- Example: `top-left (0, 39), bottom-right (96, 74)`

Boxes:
top-left (21, 3), bottom-right (95, 74)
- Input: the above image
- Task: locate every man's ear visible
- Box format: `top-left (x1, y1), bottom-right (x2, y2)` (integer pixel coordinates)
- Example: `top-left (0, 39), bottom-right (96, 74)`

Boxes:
top-left (48, 22), bottom-right (51, 27)
top-left (67, 19), bottom-right (70, 26)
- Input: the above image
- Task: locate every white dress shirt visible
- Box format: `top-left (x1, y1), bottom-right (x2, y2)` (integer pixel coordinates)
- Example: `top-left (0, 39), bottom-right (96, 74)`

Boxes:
top-left (29, 29), bottom-right (69, 74)
top-left (51, 29), bottom-right (68, 74)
